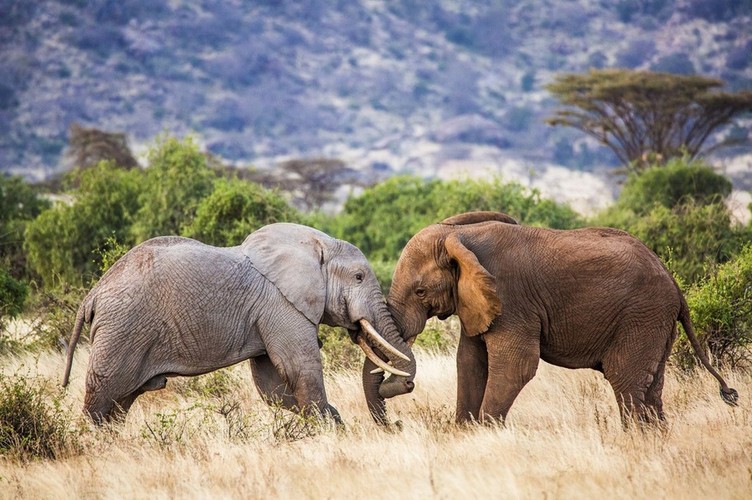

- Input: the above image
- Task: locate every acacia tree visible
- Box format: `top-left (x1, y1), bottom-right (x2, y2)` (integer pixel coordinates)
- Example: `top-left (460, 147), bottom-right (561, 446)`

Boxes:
top-left (251, 158), bottom-right (361, 211)
top-left (65, 123), bottom-right (139, 171)
top-left (546, 69), bottom-right (752, 171)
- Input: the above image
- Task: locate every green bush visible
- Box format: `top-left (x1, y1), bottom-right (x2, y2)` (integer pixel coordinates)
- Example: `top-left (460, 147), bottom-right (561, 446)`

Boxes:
top-left (323, 175), bottom-right (581, 262)
top-left (593, 158), bottom-right (748, 284)
top-left (24, 162), bottom-right (143, 288)
top-left (676, 245), bottom-right (752, 369)
top-left (130, 136), bottom-right (215, 241)
top-left (630, 202), bottom-right (746, 284)
top-left (413, 317), bottom-right (461, 353)
top-left (183, 178), bottom-right (299, 247)
top-left (0, 266), bottom-right (27, 325)
top-left (0, 374), bottom-right (80, 461)
top-left (618, 158), bottom-right (732, 214)
top-left (318, 325), bottom-right (362, 372)
top-left (0, 175), bottom-right (50, 279)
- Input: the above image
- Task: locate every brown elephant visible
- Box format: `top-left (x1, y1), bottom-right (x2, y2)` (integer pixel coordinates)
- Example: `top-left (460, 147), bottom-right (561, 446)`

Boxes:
top-left (387, 211), bottom-right (738, 425)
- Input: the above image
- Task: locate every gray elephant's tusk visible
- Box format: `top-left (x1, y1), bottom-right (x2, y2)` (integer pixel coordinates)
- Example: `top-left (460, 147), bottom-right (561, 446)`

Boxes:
top-left (359, 319), bottom-right (411, 362)
top-left (370, 367), bottom-right (385, 374)
top-left (357, 338), bottom-right (411, 377)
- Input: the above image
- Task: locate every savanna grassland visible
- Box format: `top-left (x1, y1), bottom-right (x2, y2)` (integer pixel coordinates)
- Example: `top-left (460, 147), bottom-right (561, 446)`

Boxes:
top-left (1, 318), bottom-right (750, 499)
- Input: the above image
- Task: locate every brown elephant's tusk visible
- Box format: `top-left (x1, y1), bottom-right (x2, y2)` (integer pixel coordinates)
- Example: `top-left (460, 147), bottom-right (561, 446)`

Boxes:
top-left (356, 338), bottom-right (411, 377)
top-left (370, 367), bottom-right (385, 374)
top-left (359, 319), bottom-right (411, 362)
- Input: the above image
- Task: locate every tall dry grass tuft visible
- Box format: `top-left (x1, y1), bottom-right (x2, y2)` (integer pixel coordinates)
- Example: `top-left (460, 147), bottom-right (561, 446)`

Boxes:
top-left (0, 346), bottom-right (750, 498)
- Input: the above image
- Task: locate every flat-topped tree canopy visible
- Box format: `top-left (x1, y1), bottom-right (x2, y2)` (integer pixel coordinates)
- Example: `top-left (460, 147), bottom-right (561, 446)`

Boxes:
top-left (546, 69), bottom-right (752, 171)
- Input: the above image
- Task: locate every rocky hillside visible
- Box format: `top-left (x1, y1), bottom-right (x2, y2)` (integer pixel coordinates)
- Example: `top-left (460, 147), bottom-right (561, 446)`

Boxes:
top-left (1, 0), bottom-right (751, 212)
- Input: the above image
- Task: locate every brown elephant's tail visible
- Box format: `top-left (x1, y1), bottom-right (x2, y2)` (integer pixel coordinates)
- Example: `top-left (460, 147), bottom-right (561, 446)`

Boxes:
top-left (62, 295), bottom-right (95, 387)
top-left (678, 296), bottom-right (739, 406)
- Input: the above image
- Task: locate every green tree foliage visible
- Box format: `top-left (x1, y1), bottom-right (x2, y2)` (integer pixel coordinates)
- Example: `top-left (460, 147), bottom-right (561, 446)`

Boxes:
top-left (24, 162), bottom-right (143, 288)
top-left (323, 176), bottom-right (581, 276)
top-left (183, 178), bottom-right (300, 247)
top-left (629, 202), bottom-right (743, 283)
top-left (0, 175), bottom-right (49, 278)
top-left (676, 245), bottom-right (752, 369)
top-left (618, 157), bottom-right (733, 213)
top-left (594, 159), bottom-right (749, 284)
top-left (546, 69), bottom-right (752, 170)
top-left (130, 136), bottom-right (215, 241)
top-left (0, 267), bottom-right (27, 329)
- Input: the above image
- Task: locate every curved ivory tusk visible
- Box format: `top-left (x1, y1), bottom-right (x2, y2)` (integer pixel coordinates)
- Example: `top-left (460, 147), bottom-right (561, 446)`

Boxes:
top-left (357, 338), bottom-right (411, 377)
top-left (370, 367), bottom-right (385, 374)
top-left (359, 319), bottom-right (411, 362)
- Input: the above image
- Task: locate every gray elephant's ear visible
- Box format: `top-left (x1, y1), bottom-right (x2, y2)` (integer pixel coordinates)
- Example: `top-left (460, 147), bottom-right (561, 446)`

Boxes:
top-left (444, 233), bottom-right (501, 336)
top-left (241, 223), bottom-right (327, 325)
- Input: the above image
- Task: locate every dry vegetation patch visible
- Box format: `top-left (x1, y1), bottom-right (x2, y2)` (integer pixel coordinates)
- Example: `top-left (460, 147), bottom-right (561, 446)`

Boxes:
top-left (0, 348), bottom-right (750, 498)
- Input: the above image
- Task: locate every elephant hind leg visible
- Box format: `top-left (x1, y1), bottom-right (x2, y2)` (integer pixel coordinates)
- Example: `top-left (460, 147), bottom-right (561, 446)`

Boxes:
top-left (84, 372), bottom-right (169, 425)
top-left (605, 323), bottom-right (676, 428)
top-left (604, 347), bottom-right (669, 427)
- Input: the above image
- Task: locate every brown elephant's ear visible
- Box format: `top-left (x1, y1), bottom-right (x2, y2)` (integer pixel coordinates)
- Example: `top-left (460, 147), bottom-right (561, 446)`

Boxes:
top-left (444, 233), bottom-right (501, 336)
top-left (241, 223), bottom-right (327, 325)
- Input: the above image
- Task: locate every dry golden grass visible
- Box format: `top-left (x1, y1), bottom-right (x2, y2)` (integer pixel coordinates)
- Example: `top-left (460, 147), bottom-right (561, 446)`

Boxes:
top-left (1, 344), bottom-right (750, 499)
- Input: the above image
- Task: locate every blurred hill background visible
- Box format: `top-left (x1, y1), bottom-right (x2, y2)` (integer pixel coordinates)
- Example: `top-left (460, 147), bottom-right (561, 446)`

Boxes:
top-left (1, 0), bottom-right (751, 213)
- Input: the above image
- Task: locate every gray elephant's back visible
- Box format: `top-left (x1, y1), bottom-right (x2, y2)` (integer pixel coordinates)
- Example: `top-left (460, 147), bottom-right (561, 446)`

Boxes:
top-left (88, 237), bottom-right (271, 371)
top-left (91, 237), bottom-right (264, 326)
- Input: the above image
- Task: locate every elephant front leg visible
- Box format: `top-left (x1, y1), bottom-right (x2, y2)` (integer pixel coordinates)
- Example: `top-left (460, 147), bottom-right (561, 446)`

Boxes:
top-left (455, 332), bottom-right (488, 424)
top-left (260, 323), bottom-right (343, 425)
top-left (479, 331), bottom-right (539, 423)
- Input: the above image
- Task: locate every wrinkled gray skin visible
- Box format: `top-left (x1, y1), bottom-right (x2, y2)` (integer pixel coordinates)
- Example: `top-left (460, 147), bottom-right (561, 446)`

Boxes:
top-left (387, 211), bottom-right (738, 426)
top-left (63, 223), bottom-right (415, 425)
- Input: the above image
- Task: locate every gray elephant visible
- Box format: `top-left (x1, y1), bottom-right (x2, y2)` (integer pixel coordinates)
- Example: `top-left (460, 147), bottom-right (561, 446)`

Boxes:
top-left (386, 211), bottom-right (737, 425)
top-left (62, 223), bottom-right (415, 425)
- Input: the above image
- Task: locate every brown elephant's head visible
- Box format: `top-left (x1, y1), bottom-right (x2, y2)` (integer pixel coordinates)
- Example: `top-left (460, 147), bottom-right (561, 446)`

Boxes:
top-left (387, 212), bottom-right (518, 341)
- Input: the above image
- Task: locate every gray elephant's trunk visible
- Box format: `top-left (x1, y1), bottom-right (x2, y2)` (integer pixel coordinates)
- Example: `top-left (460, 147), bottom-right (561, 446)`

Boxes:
top-left (361, 301), bottom-right (416, 424)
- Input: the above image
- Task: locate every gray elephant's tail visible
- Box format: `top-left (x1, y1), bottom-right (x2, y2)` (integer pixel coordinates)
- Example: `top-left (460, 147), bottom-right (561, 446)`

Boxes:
top-left (62, 295), bottom-right (95, 387)
top-left (678, 296), bottom-right (739, 406)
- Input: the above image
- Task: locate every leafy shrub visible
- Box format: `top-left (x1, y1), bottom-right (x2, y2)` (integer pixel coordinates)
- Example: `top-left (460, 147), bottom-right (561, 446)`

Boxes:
top-left (0, 267), bottom-right (27, 326)
top-left (24, 162), bottom-right (142, 288)
top-left (183, 178), bottom-right (299, 247)
top-left (0, 374), bottom-right (79, 461)
top-left (370, 259), bottom-right (397, 295)
top-left (319, 325), bottom-right (361, 372)
top-left (414, 317), bottom-right (460, 353)
top-left (183, 369), bottom-right (236, 399)
top-left (675, 245), bottom-right (752, 369)
top-left (594, 158), bottom-right (747, 284)
top-left (324, 176), bottom-right (581, 262)
top-left (24, 287), bottom-right (86, 353)
top-left (130, 136), bottom-right (215, 242)
top-left (618, 159), bottom-right (731, 213)
top-left (0, 175), bottom-right (50, 278)
top-left (629, 202), bottom-right (745, 283)
top-left (141, 411), bottom-right (192, 450)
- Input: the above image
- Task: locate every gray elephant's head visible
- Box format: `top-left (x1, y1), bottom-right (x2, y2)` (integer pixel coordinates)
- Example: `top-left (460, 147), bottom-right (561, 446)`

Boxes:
top-left (241, 223), bottom-right (415, 424)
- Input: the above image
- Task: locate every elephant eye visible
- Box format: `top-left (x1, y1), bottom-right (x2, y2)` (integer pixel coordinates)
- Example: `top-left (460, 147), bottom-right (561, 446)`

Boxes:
top-left (415, 287), bottom-right (426, 298)
top-left (355, 272), bottom-right (364, 283)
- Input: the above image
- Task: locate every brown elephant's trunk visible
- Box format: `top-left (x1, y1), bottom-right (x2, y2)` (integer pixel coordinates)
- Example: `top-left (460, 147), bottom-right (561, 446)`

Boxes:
top-left (359, 302), bottom-right (416, 425)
